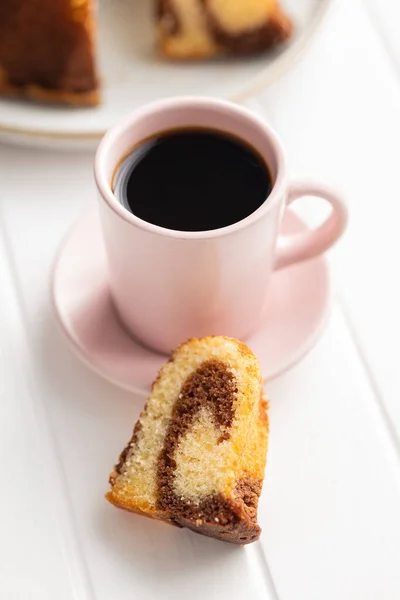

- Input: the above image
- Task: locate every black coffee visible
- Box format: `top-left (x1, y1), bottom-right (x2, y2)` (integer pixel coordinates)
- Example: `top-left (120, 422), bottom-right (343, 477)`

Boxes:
top-left (113, 128), bottom-right (272, 232)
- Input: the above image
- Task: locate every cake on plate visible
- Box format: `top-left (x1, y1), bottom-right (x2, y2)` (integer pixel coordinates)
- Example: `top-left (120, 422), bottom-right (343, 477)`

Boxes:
top-left (107, 336), bottom-right (269, 545)
top-left (0, 0), bottom-right (292, 106)
top-left (0, 0), bottom-right (99, 105)
top-left (158, 0), bottom-right (293, 59)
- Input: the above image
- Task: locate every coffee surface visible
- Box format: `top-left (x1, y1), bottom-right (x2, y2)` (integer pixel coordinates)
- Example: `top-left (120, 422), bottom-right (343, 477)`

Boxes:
top-left (113, 128), bottom-right (272, 232)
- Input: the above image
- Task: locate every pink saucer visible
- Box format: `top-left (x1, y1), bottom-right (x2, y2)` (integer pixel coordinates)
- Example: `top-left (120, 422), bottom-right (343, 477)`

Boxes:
top-left (52, 210), bottom-right (330, 395)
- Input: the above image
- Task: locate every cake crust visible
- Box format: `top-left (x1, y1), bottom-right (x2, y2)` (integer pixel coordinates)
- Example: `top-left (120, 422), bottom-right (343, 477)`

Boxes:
top-left (0, 0), bottom-right (99, 105)
top-left (107, 336), bottom-right (269, 544)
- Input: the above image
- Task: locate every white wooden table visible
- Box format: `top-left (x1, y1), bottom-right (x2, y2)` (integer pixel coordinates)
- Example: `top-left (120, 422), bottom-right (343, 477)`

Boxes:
top-left (1, 0), bottom-right (400, 598)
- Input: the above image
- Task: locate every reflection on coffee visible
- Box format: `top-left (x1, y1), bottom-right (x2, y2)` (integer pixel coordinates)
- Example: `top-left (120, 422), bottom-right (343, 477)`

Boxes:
top-left (113, 127), bottom-right (272, 232)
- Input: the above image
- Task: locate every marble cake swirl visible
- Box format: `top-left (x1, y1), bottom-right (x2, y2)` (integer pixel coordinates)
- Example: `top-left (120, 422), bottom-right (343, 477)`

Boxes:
top-left (107, 336), bottom-right (269, 545)
top-left (157, 0), bottom-right (293, 59)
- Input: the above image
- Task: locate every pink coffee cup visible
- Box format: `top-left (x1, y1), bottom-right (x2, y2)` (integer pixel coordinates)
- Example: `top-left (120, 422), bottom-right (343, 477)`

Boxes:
top-left (95, 97), bottom-right (347, 354)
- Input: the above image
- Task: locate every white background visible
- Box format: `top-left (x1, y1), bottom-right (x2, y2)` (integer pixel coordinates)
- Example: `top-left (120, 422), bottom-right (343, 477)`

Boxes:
top-left (1, 0), bottom-right (400, 598)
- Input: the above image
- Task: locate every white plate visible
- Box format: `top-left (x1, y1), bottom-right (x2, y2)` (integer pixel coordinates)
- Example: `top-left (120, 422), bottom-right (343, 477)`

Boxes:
top-left (0, 0), bottom-right (333, 148)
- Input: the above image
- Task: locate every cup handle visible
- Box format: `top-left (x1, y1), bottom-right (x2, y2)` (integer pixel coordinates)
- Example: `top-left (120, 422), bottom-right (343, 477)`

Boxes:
top-left (274, 181), bottom-right (348, 270)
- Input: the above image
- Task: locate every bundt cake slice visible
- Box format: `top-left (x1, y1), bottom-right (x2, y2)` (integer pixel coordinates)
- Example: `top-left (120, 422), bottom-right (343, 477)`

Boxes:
top-left (107, 336), bottom-right (269, 545)
top-left (157, 0), bottom-right (293, 59)
top-left (0, 0), bottom-right (99, 105)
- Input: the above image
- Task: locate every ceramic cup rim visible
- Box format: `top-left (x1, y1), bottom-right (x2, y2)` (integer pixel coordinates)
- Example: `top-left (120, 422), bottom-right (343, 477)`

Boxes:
top-left (94, 96), bottom-right (286, 240)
